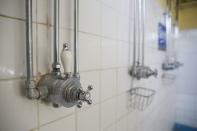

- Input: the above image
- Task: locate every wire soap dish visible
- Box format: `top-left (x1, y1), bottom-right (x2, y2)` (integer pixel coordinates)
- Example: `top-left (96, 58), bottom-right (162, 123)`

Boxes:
top-left (129, 87), bottom-right (156, 111)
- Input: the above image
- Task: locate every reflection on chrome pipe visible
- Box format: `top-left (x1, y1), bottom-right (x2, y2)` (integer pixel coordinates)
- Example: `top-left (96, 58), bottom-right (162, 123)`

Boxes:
top-left (129, 0), bottom-right (158, 80)
top-left (73, 0), bottom-right (79, 76)
top-left (141, 0), bottom-right (145, 66)
top-left (137, 0), bottom-right (141, 63)
top-left (25, 0), bottom-right (39, 99)
top-left (26, 0), bottom-right (33, 81)
top-left (52, 0), bottom-right (61, 75)
top-left (133, 0), bottom-right (137, 66)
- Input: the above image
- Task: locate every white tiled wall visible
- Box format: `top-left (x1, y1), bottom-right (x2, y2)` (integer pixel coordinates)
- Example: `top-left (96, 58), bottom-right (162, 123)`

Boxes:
top-left (0, 0), bottom-right (176, 131)
top-left (175, 30), bottom-right (197, 128)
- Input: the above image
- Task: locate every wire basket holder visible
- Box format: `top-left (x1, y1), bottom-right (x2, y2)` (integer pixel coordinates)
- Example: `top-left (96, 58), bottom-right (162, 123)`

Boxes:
top-left (129, 87), bottom-right (156, 111)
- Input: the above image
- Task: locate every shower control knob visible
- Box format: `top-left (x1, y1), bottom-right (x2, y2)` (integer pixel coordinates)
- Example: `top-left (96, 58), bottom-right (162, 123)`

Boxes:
top-left (153, 69), bottom-right (158, 77)
top-left (77, 85), bottom-right (93, 108)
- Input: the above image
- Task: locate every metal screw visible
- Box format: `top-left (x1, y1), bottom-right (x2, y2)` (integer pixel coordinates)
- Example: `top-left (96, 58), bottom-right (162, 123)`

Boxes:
top-left (77, 101), bottom-right (83, 108)
top-left (88, 85), bottom-right (93, 90)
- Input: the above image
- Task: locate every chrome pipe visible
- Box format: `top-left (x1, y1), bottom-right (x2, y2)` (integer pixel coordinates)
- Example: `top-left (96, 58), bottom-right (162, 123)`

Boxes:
top-left (73, 0), bottom-right (79, 75)
top-left (52, 0), bottom-right (61, 74)
top-left (137, 0), bottom-right (141, 63)
top-left (141, 0), bottom-right (145, 65)
top-left (25, 0), bottom-right (39, 99)
top-left (26, 0), bottom-right (33, 81)
top-left (133, 0), bottom-right (137, 66)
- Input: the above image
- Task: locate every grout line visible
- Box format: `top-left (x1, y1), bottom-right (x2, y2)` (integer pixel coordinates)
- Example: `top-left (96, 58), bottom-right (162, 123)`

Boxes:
top-left (0, 14), bottom-right (24, 21)
top-left (0, 66), bottom-right (130, 82)
top-left (75, 107), bottom-right (78, 131)
top-left (114, 67), bottom-right (118, 131)
top-left (102, 112), bottom-right (130, 131)
top-left (0, 14), bottom-right (132, 44)
top-left (0, 77), bottom-right (26, 82)
top-left (35, 1), bottom-right (40, 130)
top-left (80, 66), bottom-right (129, 73)
top-left (38, 112), bottom-right (74, 128)
top-left (0, 14), bottom-right (132, 43)
top-left (35, 0), bottom-right (39, 86)
top-left (99, 6), bottom-right (102, 128)
top-left (0, 14), bottom-right (48, 26)
top-left (78, 30), bottom-right (131, 44)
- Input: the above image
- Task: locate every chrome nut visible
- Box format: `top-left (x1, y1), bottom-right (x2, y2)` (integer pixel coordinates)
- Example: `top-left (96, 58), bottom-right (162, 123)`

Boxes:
top-left (52, 63), bottom-right (61, 69)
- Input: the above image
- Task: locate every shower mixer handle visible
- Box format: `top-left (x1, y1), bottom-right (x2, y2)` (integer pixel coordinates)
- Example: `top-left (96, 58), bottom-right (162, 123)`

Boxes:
top-left (146, 68), bottom-right (158, 78)
top-left (154, 69), bottom-right (158, 77)
top-left (77, 85), bottom-right (93, 108)
top-left (151, 69), bottom-right (158, 77)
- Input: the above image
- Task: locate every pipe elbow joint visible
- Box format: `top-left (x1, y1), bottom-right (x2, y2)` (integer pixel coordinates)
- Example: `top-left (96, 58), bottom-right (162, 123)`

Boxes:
top-left (26, 80), bottom-right (40, 99)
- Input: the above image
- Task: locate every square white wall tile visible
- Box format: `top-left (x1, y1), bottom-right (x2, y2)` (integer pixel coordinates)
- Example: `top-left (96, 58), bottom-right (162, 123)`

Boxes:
top-left (117, 0), bottom-right (130, 17)
top-left (37, 24), bottom-right (51, 75)
top-left (37, 0), bottom-right (48, 24)
top-left (101, 98), bottom-right (116, 130)
top-left (127, 112), bottom-right (138, 131)
top-left (101, 38), bottom-right (118, 69)
top-left (117, 16), bottom-right (129, 42)
top-left (117, 93), bottom-right (129, 119)
top-left (79, 33), bottom-right (101, 71)
top-left (117, 42), bottom-right (129, 67)
top-left (101, 0), bottom-right (119, 10)
top-left (129, 20), bottom-right (134, 43)
top-left (77, 105), bottom-right (100, 131)
top-left (80, 71), bottom-right (100, 105)
top-left (48, 0), bottom-right (74, 29)
top-left (0, 80), bottom-right (38, 131)
top-left (0, 17), bottom-right (37, 79)
top-left (0, 0), bottom-right (37, 21)
top-left (39, 114), bottom-right (75, 131)
top-left (31, 129), bottom-right (39, 131)
top-left (79, 0), bottom-right (101, 35)
top-left (117, 117), bottom-right (128, 131)
top-left (38, 102), bottom-right (74, 125)
top-left (0, 0), bottom-right (25, 19)
top-left (117, 68), bottom-right (131, 94)
top-left (101, 5), bottom-right (118, 39)
top-left (103, 124), bottom-right (116, 131)
top-left (101, 69), bottom-right (117, 101)
top-left (59, 0), bottom-right (74, 29)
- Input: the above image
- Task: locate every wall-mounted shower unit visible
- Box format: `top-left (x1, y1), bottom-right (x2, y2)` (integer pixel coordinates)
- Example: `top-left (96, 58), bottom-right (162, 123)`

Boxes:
top-left (129, 0), bottom-right (157, 80)
top-left (162, 0), bottom-right (183, 71)
top-left (25, 0), bottom-right (93, 108)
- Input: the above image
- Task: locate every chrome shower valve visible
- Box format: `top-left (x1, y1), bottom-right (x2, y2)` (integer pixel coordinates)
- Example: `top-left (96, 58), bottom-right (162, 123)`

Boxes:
top-left (38, 75), bottom-right (93, 108)
top-left (130, 65), bottom-right (158, 80)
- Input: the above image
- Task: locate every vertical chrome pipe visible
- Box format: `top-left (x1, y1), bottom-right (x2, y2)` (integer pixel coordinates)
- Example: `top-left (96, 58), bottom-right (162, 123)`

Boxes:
top-left (26, 0), bottom-right (34, 81)
top-left (137, 0), bottom-right (141, 63)
top-left (52, 0), bottom-right (61, 74)
top-left (74, 0), bottom-right (79, 75)
top-left (133, 0), bottom-right (137, 66)
top-left (141, 0), bottom-right (145, 65)
top-left (25, 0), bottom-right (39, 99)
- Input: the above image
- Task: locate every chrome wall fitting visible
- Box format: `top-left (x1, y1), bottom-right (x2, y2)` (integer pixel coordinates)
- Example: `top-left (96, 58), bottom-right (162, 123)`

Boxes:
top-left (129, 0), bottom-right (158, 80)
top-left (162, 61), bottom-right (183, 71)
top-left (37, 0), bottom-right (93, 108)
top-left (38, 75), bottom-right (93, 108)
top-left (52, 0), bottom-right (61, 76)
top-left (25, 0), bottom-right (93, 108)
top-left (130, 63), bottom-right (158, 80)
top-left (25, 0), bottom-right (40, 99)
top-left (161, 10), bottom-right (183, 71)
